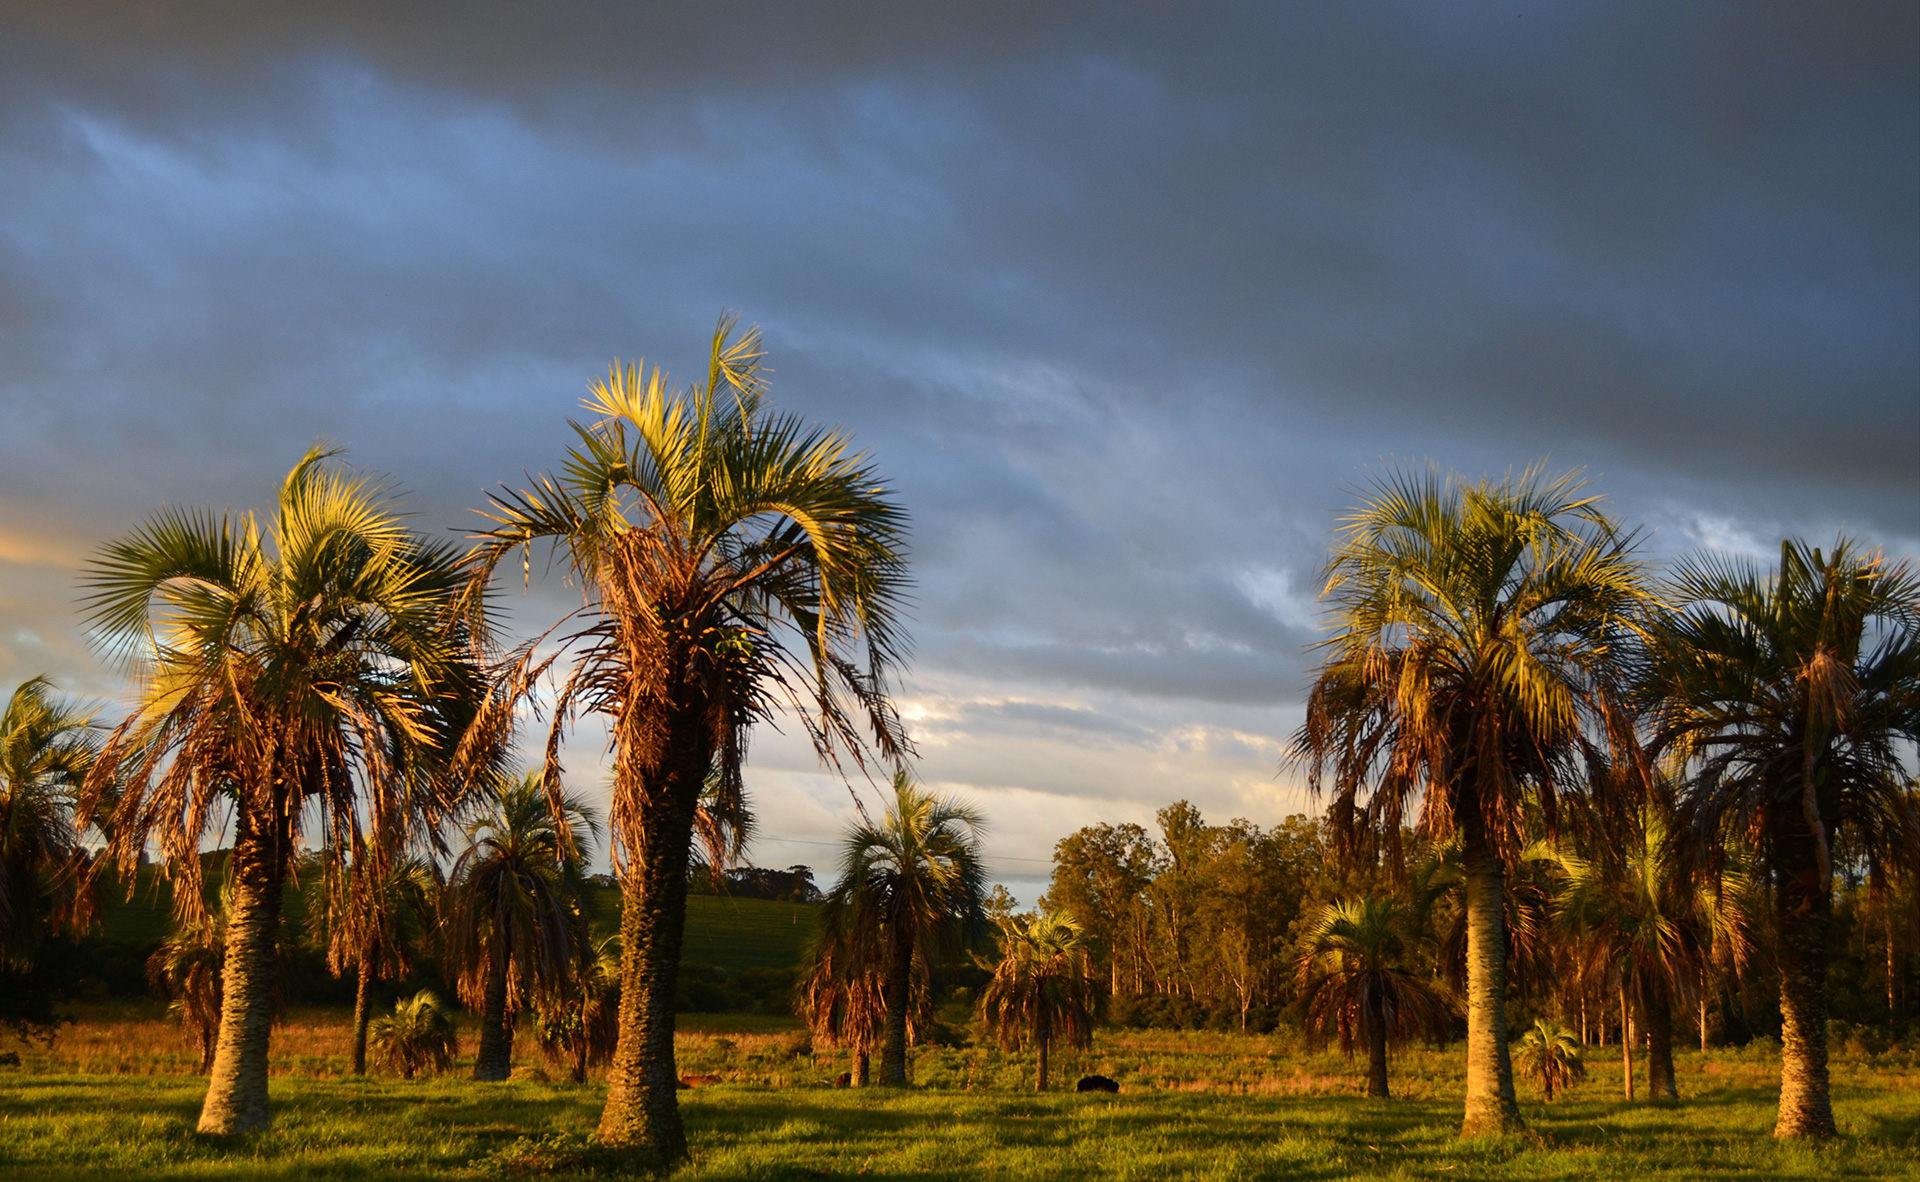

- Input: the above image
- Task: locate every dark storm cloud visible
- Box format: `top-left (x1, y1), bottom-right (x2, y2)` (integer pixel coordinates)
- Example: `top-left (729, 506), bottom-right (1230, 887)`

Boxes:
top-left (0, 2), bottom-right (1913, 845)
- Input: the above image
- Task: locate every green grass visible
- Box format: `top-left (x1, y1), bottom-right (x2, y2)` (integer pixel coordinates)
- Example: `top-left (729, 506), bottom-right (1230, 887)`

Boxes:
top-left (1, 1018), bottom-right (1914, 1180)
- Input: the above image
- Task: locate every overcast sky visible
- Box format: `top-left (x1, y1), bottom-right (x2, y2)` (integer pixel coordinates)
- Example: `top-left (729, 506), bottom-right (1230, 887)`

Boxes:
top-left (2, 3), bottom-right (1914, 900)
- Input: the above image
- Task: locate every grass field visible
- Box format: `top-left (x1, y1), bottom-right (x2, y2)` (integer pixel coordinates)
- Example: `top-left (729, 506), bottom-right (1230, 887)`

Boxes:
top-left (2, 1009), bottom-right (1914, 1179)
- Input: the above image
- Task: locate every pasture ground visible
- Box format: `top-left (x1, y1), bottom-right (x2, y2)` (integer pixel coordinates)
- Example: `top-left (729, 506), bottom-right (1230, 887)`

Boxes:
top-left (0, 1009), bottom-right (1913, 1179)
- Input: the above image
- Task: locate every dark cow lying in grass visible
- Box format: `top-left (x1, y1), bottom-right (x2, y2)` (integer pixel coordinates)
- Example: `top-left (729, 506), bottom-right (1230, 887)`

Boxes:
top-left (1076, 1075), bottom-right (1120, 1093)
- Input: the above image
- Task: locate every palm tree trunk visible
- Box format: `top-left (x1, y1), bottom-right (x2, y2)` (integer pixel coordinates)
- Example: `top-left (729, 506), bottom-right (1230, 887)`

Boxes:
top-left (350, 956), bottom-right (374, 1076)
top-left (878, 916), bottom-right (913, 1087)
top-left (1620, 982), bottom-right (1634, 1101)
top-left (1774, 823), bottom-right (1836, 1139)
top-left (596, 741), bottom-right (703, 1160)
top-left (1035, 1032), bottom-right (1050, 1093)
top-left (1700, 965), bottom-right (1710, 1053)
top-left (853, 1048), bottom-right (870, 1087)
top-left (1366, 1010), bottom-right (1390, 1099)
top-left (1643, 990), bottom-right (1678, 1100)
top-left (472, 937), bottom-right (513, 1081)
top-left (1459, 832), bottom-right (1522, 1135)
top-left (197, 822), bottom-right (286, 1134)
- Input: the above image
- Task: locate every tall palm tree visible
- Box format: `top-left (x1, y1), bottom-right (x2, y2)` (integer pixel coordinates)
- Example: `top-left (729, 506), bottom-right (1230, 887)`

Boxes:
top-left (462, 316), bottom-right (911, 1159)
top-left (445, 773), bottom-right (596, 1082)
top-left (977, 909), bottom-right (1097, 1093)
top-left (1294, 895), bottom-right (1451, 1099)
top-left (0, 676), bottom-right (100, 971)
top-left (307, 846), bottom-right (442, 1075)
top-left (1639, 539), bottom-right (1920, 1138)
top-left (827, 773), bottom-right (985, 1087)
top-left (80, 449), bottom-right (498, 1134)
top-left (1294, 466), bottom-right (1647, 1135)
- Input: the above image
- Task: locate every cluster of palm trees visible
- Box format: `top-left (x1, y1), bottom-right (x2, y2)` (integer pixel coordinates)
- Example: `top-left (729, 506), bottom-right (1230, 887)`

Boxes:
top-left (1294, 467), bottom-right (1918, 1140)
top-left (0, 316), bottom-right (911, 1164)
top-left (0, 317), bottom-right (1910, 1163)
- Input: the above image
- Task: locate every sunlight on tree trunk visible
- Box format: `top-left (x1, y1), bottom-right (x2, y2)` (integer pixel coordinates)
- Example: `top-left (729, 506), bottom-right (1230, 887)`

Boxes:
top-left (1775, 841), bottom-right (1836, 1139)
top-left (1459, 846), bottom-right (1522, 1135)
top-left (197, 831), bottom-right (282, 1135)
top-left (853, 1050), bottom-right (870, 1087)
top-left (597, 779), bottom-right (699, 1159)
top-left (1620, 983), bottom-right (1634, 1101)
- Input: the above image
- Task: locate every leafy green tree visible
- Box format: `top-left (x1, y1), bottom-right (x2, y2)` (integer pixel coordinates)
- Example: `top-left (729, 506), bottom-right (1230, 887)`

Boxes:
top-left (1294, 896), bottom-right (1450, 1099)
top-left (1046, 822), bottom-right (1157, 996)
top-left (370, 990), bottom-right (458, 1079)
top-left (977, 909), bottom-right (1097, 1092)
top-left (445, 774), bottom-right (596, 1081)
top-left (1515, 1018), bottom-right (1587, 1101)
top-left (82, 449), bottom-right (496, 1134)
top-left (825, 773), bottom-right (985, 1087)
top-left (1295, 466), bottom-right (1647, 1135)
top-left (1639, 539), bottom-right (1920, 1138)
top-left (464, 317), bottom-right (910, 1159)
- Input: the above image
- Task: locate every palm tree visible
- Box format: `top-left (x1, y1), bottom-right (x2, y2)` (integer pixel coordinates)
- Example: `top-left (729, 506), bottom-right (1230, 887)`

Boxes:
top-left (537, 929), bottom-right (621, 1083)
top-left (147, 908), bottom-right (226, 1074)
top-left (80, 449), bottom-right (497, 1134)
top-left (826, 774), bottom-right (985, 1087)
top-left (462, 316), bottom-right (911, 1159)
top-left (0, 676), bottom-right (100, 972)
top-left (1294, 896), bottom-right (1451, 1099)
top-left (369, 990), bottom-right (459, 1079)
top-left (1551, 795), bottom-right (1707, 1102)
top-left (445, 773), bottom-right (596, 1082)
top-left (1639, 539), bottom-right (1920, 1138)
top-left (977, 909), bottom-right (1097, 1092)
top-left (799, 910), bottom-right (886, 1086)
top-left (1515, 1018), bottom-right (1587, 1101)
top-left (1295, 466), bottom-right (1646, 1135)
top-left (307, 848), bottom-right (443, 1076)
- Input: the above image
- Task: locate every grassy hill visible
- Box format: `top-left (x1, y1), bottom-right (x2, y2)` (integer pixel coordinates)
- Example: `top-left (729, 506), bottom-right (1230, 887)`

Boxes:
top-left (68, 867), bottom-right (818, 1013)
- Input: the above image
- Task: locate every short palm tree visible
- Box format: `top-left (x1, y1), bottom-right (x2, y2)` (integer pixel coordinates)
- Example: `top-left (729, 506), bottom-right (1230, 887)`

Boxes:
top-left (369, 990), bottom-right (458, 1079)
top-left (799, 910), bottom-right (887, 1086)
top-left (826, 773), bottom-right (985, 1087)
top-left (1295, 895), bottom-right (1451, 1099)
top-left (445, 773), bottom-right (596, 1082)
top-left (307, 847), bottom-right (442, 1075)
top-left (1639, 539), bottom-right (1920, 1138)
top-left (1294, 466), bottom-right (1646, 1134)
top-left (81, 449), bottom-right (496, 1134)
top-left (977, 909), bottom-right (1097, 1092)
top-left (1516, 1018), bottom-right (1587, 1101)
top-left (537, 929), bottom-right (622, 1083)
top-left (462, 316), bottom-right (911, 1159)
top-left (147, 907), bottom-right (226, 1074)
top-left (0, 676), bottom-right (100, 971)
